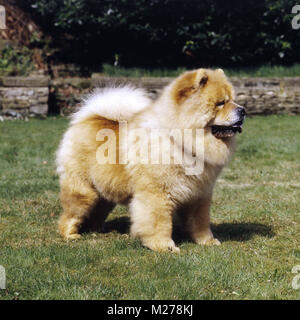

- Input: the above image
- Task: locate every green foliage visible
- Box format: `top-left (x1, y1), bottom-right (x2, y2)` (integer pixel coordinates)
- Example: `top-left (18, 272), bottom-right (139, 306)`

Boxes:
top-left (0, 46), bottom-right (35, 76)
top-left (20, 0), bottom-right (300, 69)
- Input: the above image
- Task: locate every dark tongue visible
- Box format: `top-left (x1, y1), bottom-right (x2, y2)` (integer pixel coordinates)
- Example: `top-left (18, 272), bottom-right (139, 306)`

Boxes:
top-left (211, 125), bottom-right (242, 138)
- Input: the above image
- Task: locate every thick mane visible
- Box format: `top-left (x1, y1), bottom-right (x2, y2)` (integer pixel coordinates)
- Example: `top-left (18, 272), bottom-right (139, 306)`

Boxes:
top-left (71, 86), bottom-right (151, 125)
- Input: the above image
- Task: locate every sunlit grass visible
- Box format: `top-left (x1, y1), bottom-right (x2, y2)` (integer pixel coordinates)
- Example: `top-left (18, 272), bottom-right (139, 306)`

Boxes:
top-left (0, 115), bottom-right (299, 300)
top-left (102, 63), bottom-right (300, 78)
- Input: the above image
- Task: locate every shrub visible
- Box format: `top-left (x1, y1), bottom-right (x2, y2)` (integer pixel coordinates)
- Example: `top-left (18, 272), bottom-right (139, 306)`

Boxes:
top-left (0, 45), bottom-right (36, 76)
top-left (19, 0), bottom-right (300, 69)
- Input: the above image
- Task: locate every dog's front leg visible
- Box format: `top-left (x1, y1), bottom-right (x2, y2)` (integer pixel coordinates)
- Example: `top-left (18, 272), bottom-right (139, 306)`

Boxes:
top-left (186, 196), bottom-right (221, 246)
top-left (129, 191), bottom-right (180, 253)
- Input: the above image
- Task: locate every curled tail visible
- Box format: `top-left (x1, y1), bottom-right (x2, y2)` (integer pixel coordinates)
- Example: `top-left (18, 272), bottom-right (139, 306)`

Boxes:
top-left (71, 85), bottom-right (151, 125)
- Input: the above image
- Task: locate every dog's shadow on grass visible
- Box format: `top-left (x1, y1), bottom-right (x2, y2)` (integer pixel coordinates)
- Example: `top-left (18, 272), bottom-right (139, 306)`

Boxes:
top-left (102, 217), bottom-right (275, 243)
top-left (103, 216), bottom-right (130, 234)
top-left (174, 222), bottom-right (275, 243)
top-left (211, 222), bottom-right (275, 242)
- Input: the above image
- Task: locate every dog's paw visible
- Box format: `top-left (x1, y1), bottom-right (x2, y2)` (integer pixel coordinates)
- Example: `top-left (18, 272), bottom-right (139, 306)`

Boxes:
top-left (204, 238), bottom-right (221, 246)
top-left (167, 244), bottom-right (180, 253)
top-left (65, 233), bottom-right (82, 240)
top-left (144, 238), bottom-right (180, 253)
top-left (195, 237), bottom-right (221, 246)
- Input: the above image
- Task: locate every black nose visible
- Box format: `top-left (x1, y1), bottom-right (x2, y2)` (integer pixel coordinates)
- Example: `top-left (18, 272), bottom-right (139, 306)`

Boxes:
top-left (237, 107), bottom-right (246, 117)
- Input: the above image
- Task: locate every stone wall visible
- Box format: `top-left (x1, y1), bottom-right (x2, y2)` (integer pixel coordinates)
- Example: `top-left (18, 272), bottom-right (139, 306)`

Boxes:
top-left (0, 76), bottom-right (49, 118)
top-left (50, 77), bottom-right (91, 115)
top-left (91, 75), bottom-right (300, 115)
top-left (230, 77), bottom-right (300, 115)
top-left (1, 75), bottom-right (300, 118)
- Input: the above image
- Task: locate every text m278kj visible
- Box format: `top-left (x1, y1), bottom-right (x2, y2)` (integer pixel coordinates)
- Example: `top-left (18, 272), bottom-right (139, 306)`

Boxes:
top-left (151, 304), bottom-right (193, 317)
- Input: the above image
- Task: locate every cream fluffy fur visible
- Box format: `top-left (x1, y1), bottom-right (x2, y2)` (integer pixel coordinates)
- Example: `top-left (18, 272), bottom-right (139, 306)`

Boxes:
top-left (56, 68), bottom-right (244, 252)
top-left (71, 86), bottom-right (151, 124)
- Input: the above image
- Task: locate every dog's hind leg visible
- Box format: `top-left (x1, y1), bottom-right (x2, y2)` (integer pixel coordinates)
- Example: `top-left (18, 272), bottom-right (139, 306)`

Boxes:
top-left (58, 179), bottom-right (99, 240)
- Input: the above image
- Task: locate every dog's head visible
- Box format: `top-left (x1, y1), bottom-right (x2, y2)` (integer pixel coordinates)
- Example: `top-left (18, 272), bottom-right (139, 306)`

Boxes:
top-left (170, 68), bottom-right (246, 138)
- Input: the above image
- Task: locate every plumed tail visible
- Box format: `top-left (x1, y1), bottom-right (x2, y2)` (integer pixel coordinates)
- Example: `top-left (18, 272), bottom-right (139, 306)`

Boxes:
top-left (71, 85), bottom-right (151, 125)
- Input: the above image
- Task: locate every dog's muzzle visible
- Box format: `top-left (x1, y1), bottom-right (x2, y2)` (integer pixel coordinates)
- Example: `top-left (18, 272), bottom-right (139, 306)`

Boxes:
top-left (211, 105), bottom-right (246, 138)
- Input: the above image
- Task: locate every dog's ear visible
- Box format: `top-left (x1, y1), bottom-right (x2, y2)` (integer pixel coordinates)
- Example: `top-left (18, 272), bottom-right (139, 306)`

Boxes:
top-left (172, 70), bottom-right (198, 104)
top-left (196, 69), bottom-right (209, 88)
top-left (172, 69), bottom-right (210, 104)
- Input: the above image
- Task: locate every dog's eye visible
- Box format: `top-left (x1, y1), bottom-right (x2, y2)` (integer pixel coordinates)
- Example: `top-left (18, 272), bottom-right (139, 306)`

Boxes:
top-left (216, 100), bottom-right (225, 108)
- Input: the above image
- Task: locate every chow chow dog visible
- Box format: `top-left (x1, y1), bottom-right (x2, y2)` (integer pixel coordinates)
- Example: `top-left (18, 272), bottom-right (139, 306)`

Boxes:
top-left (56, 68), bottom-right (245, 252)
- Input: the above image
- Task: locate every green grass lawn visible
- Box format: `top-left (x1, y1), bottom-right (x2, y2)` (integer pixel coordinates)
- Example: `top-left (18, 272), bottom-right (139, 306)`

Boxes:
top-left (102, 63), bottom-right (300, 78)
top-left (0, 115), bottom-right (299, 300)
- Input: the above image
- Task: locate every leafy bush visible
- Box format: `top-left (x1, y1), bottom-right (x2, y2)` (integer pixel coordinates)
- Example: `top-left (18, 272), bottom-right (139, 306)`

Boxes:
top-left (19, 0), bottom-right (300, 69)
top-left (0, 45), bottom-right (36, 76)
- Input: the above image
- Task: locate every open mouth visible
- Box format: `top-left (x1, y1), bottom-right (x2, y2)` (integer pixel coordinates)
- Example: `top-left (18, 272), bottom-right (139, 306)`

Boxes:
top-left (211, 120), bottom-right (244, 138)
